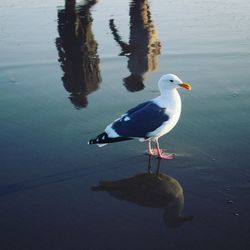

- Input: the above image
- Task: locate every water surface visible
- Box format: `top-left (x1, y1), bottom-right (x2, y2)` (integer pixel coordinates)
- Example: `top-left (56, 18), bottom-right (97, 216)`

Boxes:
top-left (1, 0), bottom-right (250, 249)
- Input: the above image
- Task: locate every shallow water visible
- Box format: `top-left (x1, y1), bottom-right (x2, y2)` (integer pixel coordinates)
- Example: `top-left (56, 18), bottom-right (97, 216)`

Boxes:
top-left (1, 0), bottom-right (250, 249)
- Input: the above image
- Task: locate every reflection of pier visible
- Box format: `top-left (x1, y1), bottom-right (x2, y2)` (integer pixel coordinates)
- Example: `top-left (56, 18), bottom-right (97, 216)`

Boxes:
top-left (92, 157), bottom-right (193, 228)
top-left (56, 0), bottom-right (101, 109)
top-left (109, 0), bottom-right (161, 92)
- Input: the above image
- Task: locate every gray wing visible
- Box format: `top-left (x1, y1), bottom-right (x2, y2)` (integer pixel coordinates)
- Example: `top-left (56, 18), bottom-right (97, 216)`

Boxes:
top-left (112, 102), bottom-right (169, 139)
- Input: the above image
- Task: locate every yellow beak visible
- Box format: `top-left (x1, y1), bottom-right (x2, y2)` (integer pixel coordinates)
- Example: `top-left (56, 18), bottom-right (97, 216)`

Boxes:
top-left (179, 82), bottom-right (192, 90)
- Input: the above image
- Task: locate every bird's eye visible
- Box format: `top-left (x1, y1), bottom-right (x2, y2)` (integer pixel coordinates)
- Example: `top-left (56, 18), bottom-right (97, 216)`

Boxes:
top-left (170, 80), bottom-right (174, 82)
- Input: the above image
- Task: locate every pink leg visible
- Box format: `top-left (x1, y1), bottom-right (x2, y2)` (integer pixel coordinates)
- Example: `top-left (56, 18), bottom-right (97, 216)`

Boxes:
top-left (155, 139), bottom-right (175, 160)
top-left (148, 140), bottom-right (153, 155)
top-left (148, 140), bottom-right (163, 156)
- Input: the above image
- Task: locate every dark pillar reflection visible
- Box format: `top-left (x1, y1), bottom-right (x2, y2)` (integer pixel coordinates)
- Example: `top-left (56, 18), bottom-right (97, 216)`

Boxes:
top-left (109, 0), bottom-right (161, 92)
top-left (92, 157), bottom-right (193, 228)
top-left (56, 0), bottom-right (101, 109)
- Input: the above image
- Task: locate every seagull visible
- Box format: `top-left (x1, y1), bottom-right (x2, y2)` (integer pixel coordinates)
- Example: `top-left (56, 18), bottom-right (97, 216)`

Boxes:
top-left (88, 74), bottom-right (191, 159)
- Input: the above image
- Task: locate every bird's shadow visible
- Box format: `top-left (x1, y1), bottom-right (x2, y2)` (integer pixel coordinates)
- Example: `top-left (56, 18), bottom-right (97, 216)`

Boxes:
top-left (92, 156), bottom-right (193, 228)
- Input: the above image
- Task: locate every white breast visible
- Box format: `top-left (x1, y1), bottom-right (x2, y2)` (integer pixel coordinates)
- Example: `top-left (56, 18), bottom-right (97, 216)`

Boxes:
top-left (147, 89), bottom-right (182, 139)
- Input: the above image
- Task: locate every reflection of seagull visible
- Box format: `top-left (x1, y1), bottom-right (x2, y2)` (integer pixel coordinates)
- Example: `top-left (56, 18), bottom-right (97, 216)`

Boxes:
top-left (109, 0), bottom-right (161, 92)
top-left (55, 0), bottom-right (101, 109)
top-left (92, 157), bottom-right (193, 227)
top-left (88, 74), bottom-right (191, 159)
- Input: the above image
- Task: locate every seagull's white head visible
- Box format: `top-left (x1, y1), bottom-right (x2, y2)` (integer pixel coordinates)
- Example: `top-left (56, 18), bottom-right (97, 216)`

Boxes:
top-left (158, 74), bottom-right (191, 94)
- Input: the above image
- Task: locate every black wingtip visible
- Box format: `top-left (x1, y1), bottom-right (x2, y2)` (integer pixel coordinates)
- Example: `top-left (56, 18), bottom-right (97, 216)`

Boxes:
top-left (88, 132), bottom-right (133, 145)
top-left (88, 132), bottom-right (108, 145)
top-left (88, 139), bottom-right (95, 145)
